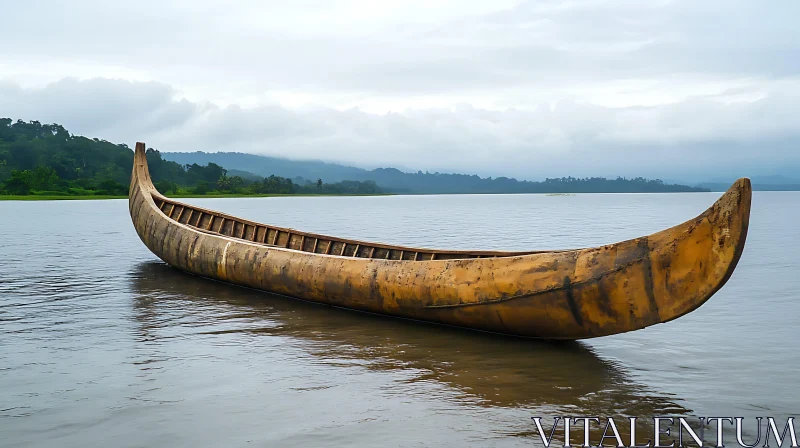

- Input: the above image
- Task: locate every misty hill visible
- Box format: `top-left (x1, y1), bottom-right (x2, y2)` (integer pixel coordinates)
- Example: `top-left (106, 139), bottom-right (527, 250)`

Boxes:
top-left (696, 175), bottom-right (800, 191)
top-left (697, 182), bottom-right (800, 192)
top-left (706, 175), bottom-right (800, 185)
top-left (0, 120), bottom-right (266, 194)
top-left (0, 118), bottom-right (380, 197)
top-left (164, 152), bottom-right (370, 184)
top-left (163, 151), bottom-right (709, 194)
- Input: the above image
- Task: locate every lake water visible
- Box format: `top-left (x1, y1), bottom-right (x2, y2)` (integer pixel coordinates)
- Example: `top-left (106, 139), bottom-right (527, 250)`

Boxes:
top-left (1, 191), bottom-right (798, 447)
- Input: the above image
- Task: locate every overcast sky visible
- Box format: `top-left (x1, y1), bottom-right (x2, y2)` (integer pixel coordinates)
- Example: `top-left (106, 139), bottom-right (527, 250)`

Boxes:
top-left (1, 0), bottom-right (798, 181)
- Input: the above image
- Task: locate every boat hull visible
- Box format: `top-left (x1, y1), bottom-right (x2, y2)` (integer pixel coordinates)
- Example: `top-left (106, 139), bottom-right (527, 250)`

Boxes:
top-left (129, 143), bottom-right (751, 339)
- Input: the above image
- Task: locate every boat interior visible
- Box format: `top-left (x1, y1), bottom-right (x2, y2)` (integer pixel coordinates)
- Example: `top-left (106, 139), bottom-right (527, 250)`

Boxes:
top-left (152, 193), bottom-right (544, 261)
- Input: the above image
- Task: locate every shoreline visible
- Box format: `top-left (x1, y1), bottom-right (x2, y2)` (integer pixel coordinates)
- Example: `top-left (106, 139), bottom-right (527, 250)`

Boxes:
top-left (8, 189), bottom-right (783, 201)
top-left (0, 193), bottom-right (394, 201)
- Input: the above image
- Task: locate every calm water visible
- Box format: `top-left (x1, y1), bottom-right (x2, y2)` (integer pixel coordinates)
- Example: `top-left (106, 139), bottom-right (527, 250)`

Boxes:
top-left (1, 192), bottom-right (798, 447)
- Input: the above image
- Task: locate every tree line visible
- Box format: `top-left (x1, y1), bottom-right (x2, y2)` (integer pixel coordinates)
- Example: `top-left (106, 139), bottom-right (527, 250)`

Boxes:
top-left (164, 151), bottom-right (711, 194)
top-left (1, 118), bottom-right (709, 197)
top-left (0, 119), bottom-right (382, 196)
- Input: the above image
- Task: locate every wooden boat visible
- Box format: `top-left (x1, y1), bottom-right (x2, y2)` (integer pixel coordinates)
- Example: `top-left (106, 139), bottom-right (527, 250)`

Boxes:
top-left (132, 261), bottom-right (692, 413)
top-left (129, 142), bottom-right (751, 339)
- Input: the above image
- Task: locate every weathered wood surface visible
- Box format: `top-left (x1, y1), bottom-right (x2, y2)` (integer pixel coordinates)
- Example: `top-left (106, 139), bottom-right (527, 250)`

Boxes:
top-left (129, 142), bottom-right (751, 339)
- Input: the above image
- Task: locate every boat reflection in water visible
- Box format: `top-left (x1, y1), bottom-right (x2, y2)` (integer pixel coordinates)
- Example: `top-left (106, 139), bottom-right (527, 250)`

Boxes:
top-left (130, 261), bottom-right (697, 443)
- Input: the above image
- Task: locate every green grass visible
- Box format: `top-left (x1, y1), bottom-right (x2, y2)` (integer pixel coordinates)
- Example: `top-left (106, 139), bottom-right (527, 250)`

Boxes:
top-left (0, 195), bottom-right (128, 200)
top-left (168, 193), bottom-right (391, 198)
top-left (0, 192), bottom-right (392, 201)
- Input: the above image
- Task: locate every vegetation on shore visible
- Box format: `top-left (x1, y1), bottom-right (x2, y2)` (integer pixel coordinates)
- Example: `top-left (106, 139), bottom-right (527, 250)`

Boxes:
top-left (167, 152), bottom-right (712, 194)
top-left (0, 119), bottom-right (382, 198)
top-left (1, 118), bottom-right (710, 199)
top-left (0, 194), bottom-right (129, 201)
top-left (0, 192), bottom-right (394, 201)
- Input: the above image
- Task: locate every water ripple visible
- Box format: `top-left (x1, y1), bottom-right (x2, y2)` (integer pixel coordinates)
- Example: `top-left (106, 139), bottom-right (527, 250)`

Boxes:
top-left (0, 193), bottom-right (797, 447)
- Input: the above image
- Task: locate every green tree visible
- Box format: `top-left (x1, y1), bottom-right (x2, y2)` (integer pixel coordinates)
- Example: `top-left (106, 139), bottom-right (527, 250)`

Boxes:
top-left (217, 174), bottom-right (231, 191)
top-left (154, 180), bottom-right (178, 194)
top-left (192, 181), bottom-right (210, 195)
top-left (95, 179), bottom-right (128, 195)
top-left (29, 166), bottom-right (60, 191)
top-left (2, 170), bottom-right (32, 194)
top-left (229, 176), bottom-right (245, 192)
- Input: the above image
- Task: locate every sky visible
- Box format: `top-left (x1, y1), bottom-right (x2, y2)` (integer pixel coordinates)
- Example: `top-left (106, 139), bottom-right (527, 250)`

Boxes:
top-left (1, 0), bottom-right (799, 181)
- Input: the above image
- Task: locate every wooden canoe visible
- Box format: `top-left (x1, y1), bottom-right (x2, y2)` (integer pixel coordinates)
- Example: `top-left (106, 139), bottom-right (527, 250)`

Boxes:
top-left (129, 142), bottom-right (751, 339)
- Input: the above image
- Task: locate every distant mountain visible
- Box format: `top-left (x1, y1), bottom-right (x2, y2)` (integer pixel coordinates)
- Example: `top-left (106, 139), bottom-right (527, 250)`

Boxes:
top-left (703, 175), bottom-right (800, 185)
top-left (226, 169), bottom-right (266, 182)
top-left (750, 175), bottom-right (800, 185)
top-left (697, 182), bottom-right (800, 192)
top-left (162, 151), bottom-right (709, 194)
top-left (164, 152), bottom-right (372, 184)
top-left (694, 175), bottom-right (800, 191)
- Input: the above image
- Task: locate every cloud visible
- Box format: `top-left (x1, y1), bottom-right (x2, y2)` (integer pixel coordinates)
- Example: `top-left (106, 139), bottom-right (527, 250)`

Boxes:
top-left (1, 77), bottom-right (798, 181)
top-left (0, 0), bottom-right (798, 181)
top-left (2, 0), bottom-right (799, 99)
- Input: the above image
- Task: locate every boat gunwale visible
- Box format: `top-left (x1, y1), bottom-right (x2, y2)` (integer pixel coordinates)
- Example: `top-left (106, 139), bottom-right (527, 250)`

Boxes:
top-left (144, 187), bottom-right (567, 260)
top-left (133, 155), bottom-right (749, 266)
